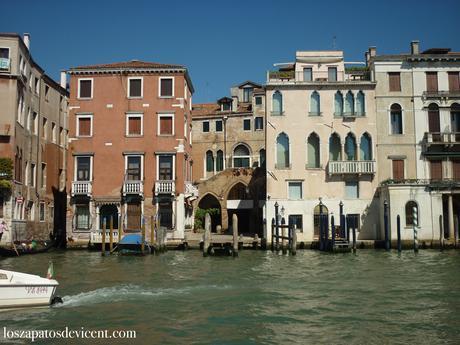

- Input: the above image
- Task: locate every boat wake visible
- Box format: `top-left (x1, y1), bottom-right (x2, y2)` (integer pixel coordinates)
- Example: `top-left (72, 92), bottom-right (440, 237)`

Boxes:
top-left (58, 284), bottom-right (231, 308)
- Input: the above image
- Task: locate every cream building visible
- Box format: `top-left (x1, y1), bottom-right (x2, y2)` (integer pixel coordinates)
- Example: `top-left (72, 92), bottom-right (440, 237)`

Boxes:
top-left (265, 51), bottom-right (379, 244)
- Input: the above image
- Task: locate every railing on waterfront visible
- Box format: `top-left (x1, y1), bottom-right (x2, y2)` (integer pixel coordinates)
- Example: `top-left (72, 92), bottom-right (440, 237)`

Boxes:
top-left (424, 132), bottom-right (460, 144)
top-left (328, 160), bottom-right (376, 175)
top-left (155, 180), bottom-right (175, 194)
top-left (90, 230), bottom-right (120, 244)
top-left (71, 181), bottom-right (92, 196)
top-left (123, 180), bottom-right (143, 196)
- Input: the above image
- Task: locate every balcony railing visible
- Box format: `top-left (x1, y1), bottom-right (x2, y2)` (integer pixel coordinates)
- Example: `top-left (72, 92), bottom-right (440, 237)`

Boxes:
top-left (422, 90), bottom-right (460, 99)
top-left (424, 132), bottom-right (460, 145)
top-left (71, 181), bottom-right (92, 196)
top-left (123, 180), bottom-right (143, 196)
top-left (90, 230), bottom-right (120, 244)
top-left (328, 160), bottom-right (376, 175)
top-left (155, 180), bottom-right (175, 195)
top-left (185, 181), bottom-right (199, 198)
top-left (267, 70), bottom-right (369, 83)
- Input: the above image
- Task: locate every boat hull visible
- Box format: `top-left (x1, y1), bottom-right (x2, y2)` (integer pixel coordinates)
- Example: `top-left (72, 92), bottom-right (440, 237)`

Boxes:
top-left (0, 285), bottom-right (58, 308)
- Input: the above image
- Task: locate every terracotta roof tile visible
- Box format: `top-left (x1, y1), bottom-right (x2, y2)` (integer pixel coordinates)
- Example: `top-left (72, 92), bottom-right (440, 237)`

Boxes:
top-left (70, 60), bottom-right (185, 70)
top-left (192, 102), bottom-right (252, 117)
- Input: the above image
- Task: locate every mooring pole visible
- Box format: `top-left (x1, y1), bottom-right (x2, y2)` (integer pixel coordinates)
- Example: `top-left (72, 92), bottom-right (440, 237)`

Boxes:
top-left (101, 219), bottom-right (106, 257)
top-left (384, 200), bottom-right (390, 251)
top-left (413, 206), bottom-right (418, 253)
top-left (331, 215), bottom-right (335, 251)
top-left (271, 218), bottom-right (275, 251)
top-left (119, 214), bottom-right (123, 242)
top-left (352, 217), bottom-right (356, 253)
top-left (232, 213), bottom-right (238, 257)
top-left (109, 216), bottom-right (114, 254)
top-left (339, 201), bottom-right (344, 239)
top-left (275, 202), bottom-right (280, 251)
top-left (151, 215), bottom-right (155, 248)
top-left (397, 215), bottom-right (401, 253)
top-left (439, 215), bottom-right (444, 251)
top-left (141, 217), bottom-right (145, 254)
top-left (291, 224), bottom-right (297, 255)
top-left (281, 220), bottom-right (287, 255)
top-left (203, 213), bottom-right (211, 257)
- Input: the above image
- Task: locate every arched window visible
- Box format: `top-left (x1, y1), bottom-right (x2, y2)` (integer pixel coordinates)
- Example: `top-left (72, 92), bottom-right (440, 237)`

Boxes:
top-left (329, 133), bottom-right (341, 161)
top-left (216, 150), bottom-right (224, 171)
top-left (359, 133), bottom-right (372, 160)
top-left (233, 144), bottom-right (250, 168)
top-left (356, 91), bottom-right (365, 116)
top-left (307, 133), bottom-right (320, 168)
top-left (334, 91), bottom-right (343, 116)
top-left (206, 150), bottom-right (214, 172)
top-left (272, 91), bottom-right (283, 115)
top-left (405, 201), bottom-right (419, 226)
top-left (259, 149), bottom-right (266, 167)
top-left (390, 103), bottom-right (403, 134)
top-left (344, 91), bottom-right (355, 115)
top-left (451, 103), bottom-right (460, 133)
top-left (313, 203), bottom-right (329, 238)
top-left (428, 103), bottom-right (440, 139)
top-left (228, 182), bottom-right (249, 200)
top-left (345, 133), bottom-right (357, 161)
top-left (310, 91), bottom-right (320, 115)
top-left (276, 133), bottom-right (290, 168)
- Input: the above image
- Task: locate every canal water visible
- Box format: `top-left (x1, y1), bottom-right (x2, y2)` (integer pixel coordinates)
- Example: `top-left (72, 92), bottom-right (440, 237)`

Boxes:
top-left (1, 250), bottom-right (459, 344)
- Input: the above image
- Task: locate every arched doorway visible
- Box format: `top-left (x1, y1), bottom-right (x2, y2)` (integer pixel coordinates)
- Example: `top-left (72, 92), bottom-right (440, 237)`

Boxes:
top-left (198, 194), bottom-right (221, 232)
top-left (99, 204), bottom-right (119, 229)
top-left (313, 203), bottom-right (329, 239)
top-left (227, 183), bottom-right (254, 235)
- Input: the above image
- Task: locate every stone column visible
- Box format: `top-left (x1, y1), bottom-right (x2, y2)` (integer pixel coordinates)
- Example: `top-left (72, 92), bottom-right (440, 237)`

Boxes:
top-left (448, 194), bottom-right (454, 240)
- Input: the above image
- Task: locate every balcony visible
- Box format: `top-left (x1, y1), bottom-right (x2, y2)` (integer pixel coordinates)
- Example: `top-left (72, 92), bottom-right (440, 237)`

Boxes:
top-left (185, 181), bottom-right (199, 198)
top-left (123, 180), bottom-right (143, 196)
top-left (71, 181), bottom-right (92, 196)
top-left (155, 180), bottom-right (175, 195)
top-left (267, 70), bottom-right (369, 84)
top-left (424, 132), bottom-right (460, 146)
top-left (328, 160), bottom-right (376, 175)
top-left (422, 90), bottom-right (460, 100)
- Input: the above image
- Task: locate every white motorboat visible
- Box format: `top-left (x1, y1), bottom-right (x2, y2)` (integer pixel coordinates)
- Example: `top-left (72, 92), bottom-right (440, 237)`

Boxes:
top-left (0, 269), bottom-right (59, 309)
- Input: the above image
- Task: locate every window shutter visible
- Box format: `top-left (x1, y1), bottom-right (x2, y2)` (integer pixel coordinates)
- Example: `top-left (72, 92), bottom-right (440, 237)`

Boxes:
top-left (428, 109), bottom-right (440, 133)
top-left (389, 73), bottom-right (401, 92)
top-left (426, 72), bottom-right (438, 92)
top-left (79, 118), bottom-right (91, 136)
top-left (430, 160), bottom-right (443, 180)
top-left (448, 72), bottom-right (460, 92)
top-left (79, 80), bottom-right (92, 98)
top-left (161, 79), bottom-right (173, 97)
top-left (392, 160), bottom-right (404, 180)
top-left (129, 117), bottom-right (141, 135)
top-left (129, 79), bottom-right (142, 97)
top-left (160, 117), bottom-right (173, 135)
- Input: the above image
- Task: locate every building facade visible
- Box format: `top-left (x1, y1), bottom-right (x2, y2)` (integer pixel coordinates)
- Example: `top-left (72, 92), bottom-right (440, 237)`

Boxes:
top-left (0, 33), bottom-right (68, 245)
top-left (192, 81), bottom-right (266, 236)
top-left (66, 61), bottom-right (195, 244)
top-left (370, 42), bottom-right (460, 243)
top-left (265, 51), bottom-right (379, 243)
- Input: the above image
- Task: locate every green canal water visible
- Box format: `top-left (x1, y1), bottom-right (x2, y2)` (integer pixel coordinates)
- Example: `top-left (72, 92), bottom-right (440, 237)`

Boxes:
top-left (1, 249), bottom-right (459, 344)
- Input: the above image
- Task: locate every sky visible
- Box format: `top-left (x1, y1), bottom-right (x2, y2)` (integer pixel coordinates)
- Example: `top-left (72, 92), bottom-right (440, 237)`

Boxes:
top-left (3, 0), bottom-right (460, 103)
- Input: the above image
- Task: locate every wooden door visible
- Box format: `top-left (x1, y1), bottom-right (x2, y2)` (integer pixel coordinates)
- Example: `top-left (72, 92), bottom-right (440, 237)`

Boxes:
top-left (453, 160), bottom-right (460, 181)
top-left (430, 160), bottom-right (443, 181)
top-left (428, 109), bottom-right (440, 141)
top-left (126, 202), bottom-right (141, 231)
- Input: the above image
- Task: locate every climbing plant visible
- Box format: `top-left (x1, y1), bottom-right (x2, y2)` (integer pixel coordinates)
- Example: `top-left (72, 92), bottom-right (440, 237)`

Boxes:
top-left (194, 207), bottom-right (220, 230)
top-left (0, 157), bottom-right (12, 191)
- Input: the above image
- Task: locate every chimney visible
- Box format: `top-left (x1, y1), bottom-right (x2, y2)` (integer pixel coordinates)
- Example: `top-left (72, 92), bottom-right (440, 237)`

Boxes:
top-left (369, 46), bottom-right (376, 57)
top-left (365, 51), bottom-right (370, 64)
top-left (23, 33), bottom-right (30, 50)
top-left (411, 40), bottom-right (420, 55)
top-left (60, 71), bottom-right (67, 89)
top-left (232, 96), bottom-right (238, 111)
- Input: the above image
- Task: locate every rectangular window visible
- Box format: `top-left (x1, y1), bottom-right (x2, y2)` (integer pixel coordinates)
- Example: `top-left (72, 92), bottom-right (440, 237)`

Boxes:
top-left (126, 156), bottom-right (141, 180)
top-left (453, 159), bottom-right (460, 180)
top-left (59, 127), bottom-right (64, 146)
top-left (29, 163), bottom-right (36, 187)
top-left (77, 115), bottom-right (92, 137)
top-left (128, 77), bottom-right (143, 98)
top-left (35, 77), bottom-right (39, 94)
top-left (345, 181), bottom-right (359, 198)
top-left (42, 117), bottom-right (47, 139)
top-left (392, 159), bottom-right (405, 181)
top-left (430, 160), bottom-right (443, 181)
top-left (426, 72), bottom-right (438, 92)
top-left (41, 163), bottom-right (46, 188)
top-left (303, 68), bottom-right (312, 81)
top-left (39, 202), bottom-right (45, 222)
top-left (255, 96), bottom-right (262, 105)
top-left (45, 85), bottom-right (50, 101)
top-left (31, 112), bottom-right (38, 135)
top-left (159, 155), bottom-right (173, 180)
top-left (202, 121), bottom-right (209, 132)
top-left (78, 79), bottom-right (93, 99)
top-left (448, 72), bottom-right (460, 92)
top-left (215, 120), bottom-right (223, 132)
top-left (243, 88), bottom-right (253, 102)
top-left (159, 77), bottom-right (173, 97)
top-left (51, 122), bottom-right (56, 143)
top-left (243, 119), bottom-right (251, 131)
top-left (288, 214), bottom-right (303, 232)
top-left (158, 114), bottom-right (174, 135)
top-left (288, 182), bottom-right (302, 200)
top-left (76, 204), bottom-right (90, 230)
top-left (255, 117), bottom-right (263, 130)
top-left (391, 112), bottom-right (403, 134)
top-left (0, 47), bottom-right (9, 71)
top-left (388, 72), bottom-right (401, 92)
top-left (126, 114), bottom-right (143, 136)
top-left (76, 156), bottom-right (91, 181)
top-left (328, 67), bottom-right (337, 82)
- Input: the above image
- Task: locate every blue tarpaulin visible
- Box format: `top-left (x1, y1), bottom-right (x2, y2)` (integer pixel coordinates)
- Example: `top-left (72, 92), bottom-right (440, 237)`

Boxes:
top-left (119, 234), bottom-right (146, 245)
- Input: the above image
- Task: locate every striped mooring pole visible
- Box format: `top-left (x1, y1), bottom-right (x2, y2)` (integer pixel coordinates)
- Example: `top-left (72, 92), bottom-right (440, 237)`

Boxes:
top-left (413, 206), bottom-right (419, 253)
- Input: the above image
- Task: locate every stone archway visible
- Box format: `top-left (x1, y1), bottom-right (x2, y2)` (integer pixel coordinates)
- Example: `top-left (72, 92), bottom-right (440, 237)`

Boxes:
top-left (198, 193), bottom-right (222, 232)
top-left (227, 182), bottom-right (254, 235)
